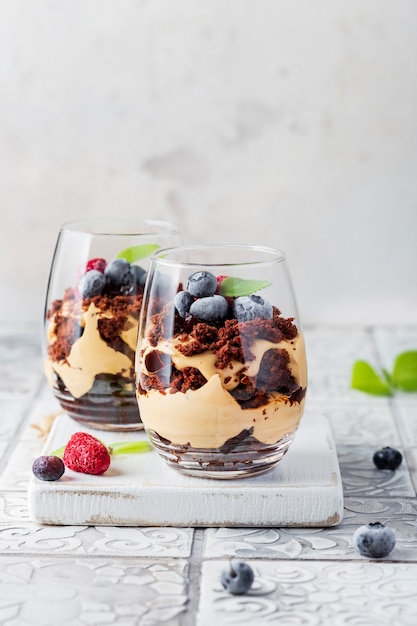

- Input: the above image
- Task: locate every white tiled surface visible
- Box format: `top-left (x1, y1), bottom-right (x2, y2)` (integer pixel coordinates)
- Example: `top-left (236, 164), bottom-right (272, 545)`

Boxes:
top-left (1, 324), bottom-right (417, 625)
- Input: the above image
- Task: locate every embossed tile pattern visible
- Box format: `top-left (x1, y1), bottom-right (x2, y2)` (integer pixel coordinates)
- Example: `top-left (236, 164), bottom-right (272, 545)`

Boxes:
top-left (0, 557), bottom-right (188, 625)
top-left (1, 323), bottom-right (417, 624)
top-left (198, 560), bottom-right (417, 625)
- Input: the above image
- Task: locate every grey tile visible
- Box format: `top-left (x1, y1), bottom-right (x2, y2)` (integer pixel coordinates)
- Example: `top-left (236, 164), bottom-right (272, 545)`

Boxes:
top-left (338, 444), bottom-right (415, 498)
top-left (197, 559), bottom-right (417, 625)
top-left (0, 556), bottom-right (188, 625)
top-left (0, 522), bottom-right (194, 558)
top-left (203, 497), bottom-right (417, 561)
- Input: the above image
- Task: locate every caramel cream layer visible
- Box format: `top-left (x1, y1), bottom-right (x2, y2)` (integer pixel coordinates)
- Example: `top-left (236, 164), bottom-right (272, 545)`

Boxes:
top-left (46, 303), bottom-right (138, 398)
top-left (138, 333), bottom-right (307, 448)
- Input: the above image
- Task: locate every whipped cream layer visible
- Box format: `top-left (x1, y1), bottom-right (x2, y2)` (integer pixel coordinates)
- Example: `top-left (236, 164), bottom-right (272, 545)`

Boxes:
top-left (45, 302), bottom-right (138, 398)
top-left (138, 333), bottom-right (307, 448)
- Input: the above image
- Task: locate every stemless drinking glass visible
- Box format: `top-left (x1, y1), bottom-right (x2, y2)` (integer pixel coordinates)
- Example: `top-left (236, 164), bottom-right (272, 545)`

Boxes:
top-left (42, 219), bottom-right (181, 431)
top-left (136, 244), bottom-right (308, 478)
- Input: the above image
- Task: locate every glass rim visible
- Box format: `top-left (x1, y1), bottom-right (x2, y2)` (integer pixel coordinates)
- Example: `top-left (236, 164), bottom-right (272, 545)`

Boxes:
top-left (59, 218), bottom-right (180, 237)
top-left (151, 243), bottom-right (287, 268)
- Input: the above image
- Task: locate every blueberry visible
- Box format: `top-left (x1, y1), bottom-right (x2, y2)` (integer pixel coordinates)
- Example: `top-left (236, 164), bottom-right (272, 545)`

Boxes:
top-left (373, 447), bottom-right (403, 470)
top-left (353, 522), bottom-right (396, 558)
top-left (78, 270), bottom-right (106, 298)
top-left (32, 456), bottom-right (65, 481)
top-left (174, 291), bottom-right (194, 317)
top-left (105, 258), bottom-right (135, 294)
top-left (187, 271), bottom-right (217, 298)
top-left (220, 560), bottom-right (254, 595)
top-left (189, 295), bottom-right (229, 322)
top-left (131, 264), bottom-right (147, 288)
top-left (233, 294), bottom-right (273, 321)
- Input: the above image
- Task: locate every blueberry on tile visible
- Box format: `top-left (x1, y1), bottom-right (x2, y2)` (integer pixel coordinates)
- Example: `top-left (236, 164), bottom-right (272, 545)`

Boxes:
top-left (353, 522), bottom-right (396, 558)
top-left (373, 447), bottom-right (403, 470)
top-left (220, 560), bottom-right (254, 595)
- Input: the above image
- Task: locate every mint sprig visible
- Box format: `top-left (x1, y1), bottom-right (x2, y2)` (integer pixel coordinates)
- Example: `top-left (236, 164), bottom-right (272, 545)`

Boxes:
top-left (108, 441), bottom-right (152, 455)
top-left (116, 244), bottom-right (160, 264)
top-left (392, 351), bottom-right (417, 391)
top-left (351, 350), bottom-right (417, 395)
top-left (351, 361), bottom-right (392, 396)
top-left (220, 277), bottom-right (270, 298)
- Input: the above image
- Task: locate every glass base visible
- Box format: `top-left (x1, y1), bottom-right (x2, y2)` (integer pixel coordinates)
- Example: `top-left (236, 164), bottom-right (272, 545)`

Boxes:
top-left (50, 382), bottom-right (143, 431)
top-left (147, 429), bottom-right (296, 479)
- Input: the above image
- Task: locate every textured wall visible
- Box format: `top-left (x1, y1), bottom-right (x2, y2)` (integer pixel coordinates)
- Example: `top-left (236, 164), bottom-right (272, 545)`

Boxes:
top-left (0, 1), bottom-right (416, 324)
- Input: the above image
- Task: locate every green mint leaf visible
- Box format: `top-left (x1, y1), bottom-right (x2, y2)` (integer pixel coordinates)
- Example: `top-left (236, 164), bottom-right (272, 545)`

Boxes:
top-left (109, 441), bottom-right (152, 455)
top-left (351, 360), bottom-right (392, 396)
top-left (51, 445), bottom-right (65, 458)
top-left (116, 244), bottom-right (160, 263)
top-left (220, 277), bottom-right (271, 297)
top-left (391, 350), bottom-right (417, 391)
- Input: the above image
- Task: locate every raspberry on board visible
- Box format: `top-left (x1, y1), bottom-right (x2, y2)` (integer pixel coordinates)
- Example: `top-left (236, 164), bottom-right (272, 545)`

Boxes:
top-left (63, 432), bottom-right (111, 475)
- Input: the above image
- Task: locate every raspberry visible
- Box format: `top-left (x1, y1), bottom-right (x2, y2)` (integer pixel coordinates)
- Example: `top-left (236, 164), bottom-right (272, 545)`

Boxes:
top-left (86, 257), bottom-right (107, 273)
top-left (63, 432), bottom-right (111, 475)
top-left (216, 275), bottom-right (228, 294)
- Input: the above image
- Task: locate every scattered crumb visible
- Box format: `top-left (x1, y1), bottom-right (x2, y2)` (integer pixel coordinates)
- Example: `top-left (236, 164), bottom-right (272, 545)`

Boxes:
top-left (31, 412), bottom-right (62, 439)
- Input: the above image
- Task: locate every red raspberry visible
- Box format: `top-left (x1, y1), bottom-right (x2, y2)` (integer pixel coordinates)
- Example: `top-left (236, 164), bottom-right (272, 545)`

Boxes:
top-left (216, 275), bottom-right (228, 294)
top-left (63, 432), bottom-right (111, 475)
top-left (86, 257), bottom-right (107, 274)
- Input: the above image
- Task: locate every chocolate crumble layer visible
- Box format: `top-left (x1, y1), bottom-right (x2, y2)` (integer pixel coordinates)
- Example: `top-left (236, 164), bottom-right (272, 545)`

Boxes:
top-left (139, 303), bottom-right (306, 409)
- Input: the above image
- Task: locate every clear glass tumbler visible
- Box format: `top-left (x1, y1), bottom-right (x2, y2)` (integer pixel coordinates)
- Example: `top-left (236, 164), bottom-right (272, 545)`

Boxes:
top-left (43, 219), bottom-right (181, 431)
top-left (136, 244), bottom-right (308, 478)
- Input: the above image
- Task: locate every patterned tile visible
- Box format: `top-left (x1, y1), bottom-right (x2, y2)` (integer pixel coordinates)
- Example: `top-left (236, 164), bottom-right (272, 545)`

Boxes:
top-left (0, 398), bottom-right (28, 440)
top-left (203, 497), bottom-right (417, 561)
top-left (373, 327), bottom-right (417, 371)
top-left (0, 324), bottom-right (416, 625)
top-left (0, 440), bottom-right (45, 491)
top-left (0, 523), bottom-right (193, 558)
top-left (0, 557), bottom-right (188, 625)
top-left (315, 403), bottom-right (402, 447)
top-left (337, 444), bottom-right (415, 498)
top-left (304, 326), bottom-right (376, 376)
top-left (0, 329), bottom-right (42, 399)
top-left (0, 491), bottom-right (30, 522)
top-left (396, 404), bottom-right (417, 449)
top-left (197, 560), bottom-right (417, 625)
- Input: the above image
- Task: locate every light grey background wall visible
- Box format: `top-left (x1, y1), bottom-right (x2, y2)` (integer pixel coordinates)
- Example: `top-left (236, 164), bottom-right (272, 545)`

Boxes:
top-left (1, 0), bottom-right (416, 325)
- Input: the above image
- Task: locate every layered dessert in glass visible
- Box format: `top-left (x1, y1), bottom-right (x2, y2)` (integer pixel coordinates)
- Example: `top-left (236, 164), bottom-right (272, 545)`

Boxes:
top-left (136, 244), bottom-right (307, 477)
top-left (43, 219), bottom-right (180, 430)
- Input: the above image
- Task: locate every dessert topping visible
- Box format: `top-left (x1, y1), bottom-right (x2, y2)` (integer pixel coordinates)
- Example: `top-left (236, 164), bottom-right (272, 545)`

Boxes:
top-left (189, 295), bottom-right (229, 323)
top-left (233, 294), bottom-right (273, 322)
top-left (187, 271), bottom-right (217, 298)
top-left (174, 272), bottom-right (273, 324)
top-left (174, 291), bottom-right (195, 318)
top-left (86, 257), bottom-right (107, 273)
top-left (78, 270), bottom-right (106, 298)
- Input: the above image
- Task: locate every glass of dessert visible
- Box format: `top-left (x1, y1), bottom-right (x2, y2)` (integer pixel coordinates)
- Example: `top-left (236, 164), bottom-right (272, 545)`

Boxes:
top-left (136, 244), bottom-right (307, 478)
top-left (43, 219), bottom-right (181, 431)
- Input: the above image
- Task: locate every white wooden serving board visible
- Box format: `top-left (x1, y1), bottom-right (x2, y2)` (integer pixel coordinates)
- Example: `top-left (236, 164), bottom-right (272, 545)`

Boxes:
top-left (28, 411), bottom-right (343, 527)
